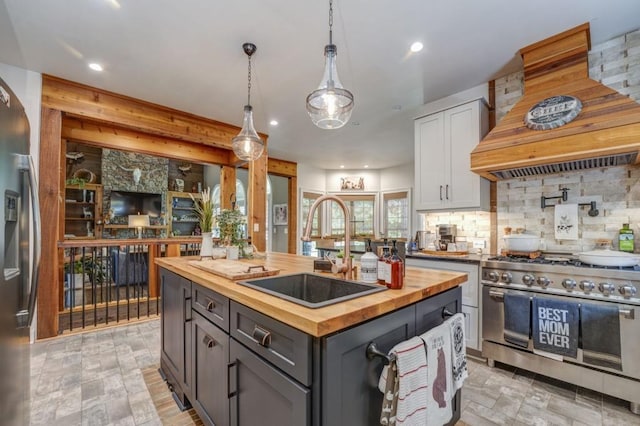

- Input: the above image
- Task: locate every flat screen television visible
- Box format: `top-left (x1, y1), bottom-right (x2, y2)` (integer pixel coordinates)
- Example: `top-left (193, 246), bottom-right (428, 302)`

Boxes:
top-left (110, 191), bottom-right (162, 218)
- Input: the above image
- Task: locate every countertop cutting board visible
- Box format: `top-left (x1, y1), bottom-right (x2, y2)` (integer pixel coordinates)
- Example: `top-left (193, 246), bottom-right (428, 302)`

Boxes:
top-left (188, 259), bottom-right (280, 280)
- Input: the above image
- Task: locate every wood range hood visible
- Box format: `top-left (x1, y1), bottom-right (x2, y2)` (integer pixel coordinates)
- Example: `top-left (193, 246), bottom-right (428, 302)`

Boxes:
top-left (471, 23), bottom-right (640, 181)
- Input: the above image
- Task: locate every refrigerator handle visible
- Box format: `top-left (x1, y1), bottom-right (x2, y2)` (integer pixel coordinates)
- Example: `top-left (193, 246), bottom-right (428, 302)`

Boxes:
top-left (17, 154), bottom-right (41, 328)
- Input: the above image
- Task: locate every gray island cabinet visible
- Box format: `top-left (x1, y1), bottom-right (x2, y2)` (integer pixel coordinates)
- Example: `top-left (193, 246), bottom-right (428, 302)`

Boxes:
top-left (160, 267), bottom-right (462, 426)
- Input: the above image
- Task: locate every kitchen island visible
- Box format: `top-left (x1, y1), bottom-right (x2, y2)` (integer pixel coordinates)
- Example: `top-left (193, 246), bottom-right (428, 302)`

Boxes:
top-left (156, 253), bottom-right (467, 426)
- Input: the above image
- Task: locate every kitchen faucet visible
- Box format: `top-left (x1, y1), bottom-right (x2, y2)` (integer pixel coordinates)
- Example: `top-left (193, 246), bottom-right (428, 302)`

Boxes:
top-left (302, 194), bottom-right (353, 280)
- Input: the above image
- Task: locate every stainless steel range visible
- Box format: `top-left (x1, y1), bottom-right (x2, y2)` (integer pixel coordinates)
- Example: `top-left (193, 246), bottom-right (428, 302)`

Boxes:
top-left (481, 255), bottom-right (639, 414)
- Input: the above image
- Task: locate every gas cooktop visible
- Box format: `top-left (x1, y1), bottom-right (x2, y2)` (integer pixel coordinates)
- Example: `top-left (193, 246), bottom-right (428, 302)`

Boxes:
top-left (486, 255), bottom-right (640, 271)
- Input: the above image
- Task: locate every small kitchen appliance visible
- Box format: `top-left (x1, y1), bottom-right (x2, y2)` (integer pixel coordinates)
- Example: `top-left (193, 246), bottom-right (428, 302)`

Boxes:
top-left (436, 224), bottom-right (457, 250)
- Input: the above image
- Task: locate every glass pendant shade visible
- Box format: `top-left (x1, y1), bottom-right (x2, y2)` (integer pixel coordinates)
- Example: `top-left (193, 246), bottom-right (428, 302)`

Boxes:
top-left (232, 105), bottom-right (264, 161)
top-left (306, 44), bottom-right (354, 129)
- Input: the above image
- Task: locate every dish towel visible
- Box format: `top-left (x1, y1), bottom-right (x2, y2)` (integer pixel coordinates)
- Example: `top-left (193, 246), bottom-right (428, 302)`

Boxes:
top-left (378, 337), bottom-right (428, 425)
top-left (503, 292), bottom-right (531, 348)
top-left (420, 323), bottom-right (453, 426)
top-left (581, 302), bottom-right (622, 370)
top-left (532, 296), bottom-right (579, 358)
top-left (447, 313), bottom-right (468, 391)
top-left (555, 203), bottom-right (578, 240)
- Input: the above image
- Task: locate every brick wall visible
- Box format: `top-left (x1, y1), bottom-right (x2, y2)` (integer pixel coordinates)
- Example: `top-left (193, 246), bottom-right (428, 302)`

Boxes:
top-left (496, 28), bottom-right (640, 253)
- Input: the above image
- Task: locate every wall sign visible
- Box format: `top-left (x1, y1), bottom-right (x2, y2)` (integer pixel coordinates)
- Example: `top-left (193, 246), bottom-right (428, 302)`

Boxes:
top-left (525, 95), bottom-right (582, 130)
top-left (340, 176), bottom-right (364, 190)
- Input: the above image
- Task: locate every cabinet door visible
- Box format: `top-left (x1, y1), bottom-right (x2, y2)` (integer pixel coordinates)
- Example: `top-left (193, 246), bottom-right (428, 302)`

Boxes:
top-left (191, 312), bottom-right (229, 426)
top-left (445, 100), bottom-right (490, 210)
top-left (414, 112), bottom-right (447, 210)
top-left (322, 305), bottom-right (415, 426)
top-left (461, 305), bottom-right (479, 350)
top-left (229, 339), bottom-right (310, 426)
top-left (160, 269), bottom-right (192, 405)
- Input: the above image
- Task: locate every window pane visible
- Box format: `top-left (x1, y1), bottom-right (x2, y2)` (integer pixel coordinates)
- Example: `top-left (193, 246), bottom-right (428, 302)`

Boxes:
top-left (302, 192), bottom-right (321, 237)
top-left (330, 196), bottom-right (375, 237)
top-left (383, 192), bottom-right (409, 239)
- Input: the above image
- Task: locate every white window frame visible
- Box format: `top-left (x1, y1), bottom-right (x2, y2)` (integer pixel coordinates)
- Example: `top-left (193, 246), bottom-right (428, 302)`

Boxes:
top-left (327, 191), bottom-right (378, 238)
top-left (380, 188), bottom-right (412, 240)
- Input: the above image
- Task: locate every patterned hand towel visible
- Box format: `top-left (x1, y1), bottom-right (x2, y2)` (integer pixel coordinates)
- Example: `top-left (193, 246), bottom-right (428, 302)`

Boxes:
top-left (420, 323), bottom-right (453, 426)
top-left (378, 337), bottom-right (428, 425)
top-left (447, 313), bottom-right (468, 391)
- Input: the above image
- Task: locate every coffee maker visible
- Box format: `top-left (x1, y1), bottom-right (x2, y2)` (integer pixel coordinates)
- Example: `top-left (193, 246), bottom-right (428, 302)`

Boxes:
top-left (436, 224), bottom-right (457, 250)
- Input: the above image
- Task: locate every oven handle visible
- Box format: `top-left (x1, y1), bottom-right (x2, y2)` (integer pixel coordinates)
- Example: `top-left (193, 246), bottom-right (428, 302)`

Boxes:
top-left (489, 289), bottom-right (504, 300)
top-left (620, 308), bottom-right (635, 320)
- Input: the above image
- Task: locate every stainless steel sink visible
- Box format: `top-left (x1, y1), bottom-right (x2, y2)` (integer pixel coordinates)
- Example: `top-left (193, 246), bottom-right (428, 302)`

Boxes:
top-left (238, 273), bottom-right (386, 308)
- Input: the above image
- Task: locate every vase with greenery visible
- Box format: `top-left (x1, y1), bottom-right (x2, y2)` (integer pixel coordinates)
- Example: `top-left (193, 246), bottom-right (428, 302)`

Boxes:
top-left (217, 208), bottom-right (247, 258)
top-left (191, 187), bottom-right (214, 259)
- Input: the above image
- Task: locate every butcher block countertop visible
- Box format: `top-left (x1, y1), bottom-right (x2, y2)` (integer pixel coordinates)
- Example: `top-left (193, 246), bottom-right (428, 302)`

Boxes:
top-left (155, 253), bottom-right (467, 337)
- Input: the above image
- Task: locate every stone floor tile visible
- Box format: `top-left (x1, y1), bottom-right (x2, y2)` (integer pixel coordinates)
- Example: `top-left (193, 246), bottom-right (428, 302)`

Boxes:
top-left (461, 382), bottom-right (499, 408)
top-left (81, 379), bottom-right (104, 401)
top-left (53, 386), bottom-right (82, 419)
top-left (517, 400), bottom-right (573, 425)
top-left (532, 374), bottom-right (577, 401)
top-left (546, 393), bottom-right (603, 425)
top-left (105, 395), bottom-right (134, 423)
top-left (493, 392), bottom-right (524, 419)
top-left (459, 410), bottom-right (501, 426)
top-left (522, 386), bottom-right (552, 409)
top-left (50, 411), bottom-right (82, 426)
top-left (81, 401), bottom-right (109, 426)
top-left (601, 403), bottom-right (640, 426)
top-left (576, 386), bottom-right (604, 406)
top-left (464, 400), bottom-right (517, 425)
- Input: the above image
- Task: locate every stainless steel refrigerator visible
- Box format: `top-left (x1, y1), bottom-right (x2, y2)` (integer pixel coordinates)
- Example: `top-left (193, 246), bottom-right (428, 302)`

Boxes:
top-left (0, 76), bottom-right (41, 425)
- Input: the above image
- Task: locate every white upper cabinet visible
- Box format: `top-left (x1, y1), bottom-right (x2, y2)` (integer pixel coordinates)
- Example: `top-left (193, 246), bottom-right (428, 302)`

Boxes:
top-left (414, 99), bottom-right (490, 211)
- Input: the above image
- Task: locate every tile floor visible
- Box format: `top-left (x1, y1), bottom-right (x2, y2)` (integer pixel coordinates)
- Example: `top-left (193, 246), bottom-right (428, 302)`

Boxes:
top-left (30, 319), bottom-right (640, 426)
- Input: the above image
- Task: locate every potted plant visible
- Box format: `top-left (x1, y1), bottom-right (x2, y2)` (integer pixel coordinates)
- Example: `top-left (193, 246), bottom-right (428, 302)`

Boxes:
top-left (190, 187), bottom-right (214, 259)
top-left (216, 208), bottom-right (247, 259)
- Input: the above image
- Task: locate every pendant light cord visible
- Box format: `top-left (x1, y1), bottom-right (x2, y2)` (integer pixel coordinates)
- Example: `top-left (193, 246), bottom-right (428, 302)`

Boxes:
top-left (247, 54), bottom-right (252, 106)
top-left (328, 0), bottom-right (333, 45)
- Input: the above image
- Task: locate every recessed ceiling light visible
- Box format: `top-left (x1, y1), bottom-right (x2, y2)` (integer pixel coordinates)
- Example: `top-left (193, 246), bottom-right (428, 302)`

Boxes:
top-left (364, 165), bottom-right (369, 168)
top-left (88, 63), bottom-right (103, 71)
top-left (340, 165), bottom-right (345, 169)
top-left (270, 120), bottom-right (278, 126)
top-left (410, 42), bottom-right (423, 53)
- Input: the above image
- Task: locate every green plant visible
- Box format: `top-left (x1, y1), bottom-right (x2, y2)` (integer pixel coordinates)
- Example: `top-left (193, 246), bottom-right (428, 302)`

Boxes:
top-left (217, 208), bottom-right (247, 252)
top-left (190, 187), bottom-right (214, 232)
top-left (65, 177), bottom-right (87, 187)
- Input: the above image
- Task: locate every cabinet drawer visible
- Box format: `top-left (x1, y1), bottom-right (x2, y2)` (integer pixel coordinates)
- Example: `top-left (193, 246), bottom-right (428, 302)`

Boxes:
top-left (230, 301), bottom-right (312, 386)
top-left (192, 284), bottom-right (230, 332)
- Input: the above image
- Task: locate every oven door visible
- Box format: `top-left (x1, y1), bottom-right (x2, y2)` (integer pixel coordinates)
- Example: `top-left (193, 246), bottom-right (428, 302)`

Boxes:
top-left (482, 285), bottom-right (639, 380)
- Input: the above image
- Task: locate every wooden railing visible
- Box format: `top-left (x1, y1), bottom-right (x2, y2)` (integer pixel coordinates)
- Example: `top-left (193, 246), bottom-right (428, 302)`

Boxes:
top-left (57, 238), bottom-right (203, 333)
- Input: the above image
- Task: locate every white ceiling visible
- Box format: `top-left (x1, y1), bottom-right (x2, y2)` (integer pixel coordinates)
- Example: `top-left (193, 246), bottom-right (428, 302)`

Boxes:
top-left (2, 0), bottom-right (639, 170)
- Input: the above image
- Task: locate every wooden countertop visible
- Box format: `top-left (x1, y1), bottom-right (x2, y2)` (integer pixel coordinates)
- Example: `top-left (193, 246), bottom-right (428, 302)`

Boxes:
top-left (155, 253), bottom-right (467, 337)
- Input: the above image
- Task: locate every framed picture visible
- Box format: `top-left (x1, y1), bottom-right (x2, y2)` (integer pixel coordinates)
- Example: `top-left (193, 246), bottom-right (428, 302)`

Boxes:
top-left (273, 203), bottom-right (288, 225)
top-left (340, 176), bottom-right (365, 190)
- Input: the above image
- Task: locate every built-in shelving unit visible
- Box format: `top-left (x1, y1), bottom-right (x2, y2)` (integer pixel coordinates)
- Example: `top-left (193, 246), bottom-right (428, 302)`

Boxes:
top-left (64, 183), bottom-right (103, 239)
top-left (167, 191), bottom-right (202, 237)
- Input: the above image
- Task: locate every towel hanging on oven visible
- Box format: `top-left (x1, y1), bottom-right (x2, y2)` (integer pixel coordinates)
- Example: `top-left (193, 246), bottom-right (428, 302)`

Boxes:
top-left (532, 296), bottom-right (579, 358)
top-left (580, 302), bottom-right (622, 370)
top-left (503, 292), bottom-right (531, 348)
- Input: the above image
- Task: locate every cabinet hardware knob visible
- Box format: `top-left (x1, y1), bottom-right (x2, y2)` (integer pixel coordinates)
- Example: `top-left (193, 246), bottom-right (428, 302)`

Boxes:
top-left (252, 325), bottom-right (272, 347)
top-left (206, 300), bottom-right (215, 311)
top-left (202, 335), bottom-right (215, 348)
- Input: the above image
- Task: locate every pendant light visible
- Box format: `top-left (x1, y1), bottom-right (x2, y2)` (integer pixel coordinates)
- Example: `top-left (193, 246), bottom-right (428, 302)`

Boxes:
top-left (306, 0), bottom-right (354, 129)
top-left (232, 43), bottom-right (264, 161)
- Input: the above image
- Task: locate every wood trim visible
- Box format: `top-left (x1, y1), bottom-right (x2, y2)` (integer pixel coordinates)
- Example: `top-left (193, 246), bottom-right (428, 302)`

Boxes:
top-left (288, 177), bottom-right (298, 254)
top-left (268, 158), bottom-right (297, 177)
top-left (220, 166), bottom-right (236, 210)
top-left (42, 75), bottom-right (268, 148)
top-left (38, 107), bottom-right (63, 338)
top-left (62, 116), bottom-right (231, 165)
top-left (249, 153), bottom-right (268, 251)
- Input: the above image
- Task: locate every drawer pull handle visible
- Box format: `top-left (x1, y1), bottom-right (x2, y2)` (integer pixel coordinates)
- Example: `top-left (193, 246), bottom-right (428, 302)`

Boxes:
top-left (439, 185), bottom-right (443, 201)
top-left (252, 325), bottom-right (272, 347)
top-left (202, 335), bottom-right (215, 348)
top-left (206, 300), bottom-right (215, 312)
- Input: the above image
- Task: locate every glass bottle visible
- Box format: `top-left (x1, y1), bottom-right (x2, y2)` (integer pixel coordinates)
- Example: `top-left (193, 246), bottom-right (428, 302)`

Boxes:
top-left (360, 239), bottom-right (378, 284)
top-left (387, 240), bottom-right (404, 289)
top-left (377, 239), bottom-right (390, 285)
top-left (619, 223), bottom-right (634, 252)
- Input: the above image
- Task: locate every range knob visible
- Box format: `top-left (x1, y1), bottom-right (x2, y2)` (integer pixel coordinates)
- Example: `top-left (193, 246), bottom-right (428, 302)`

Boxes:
top-left (537, 276), bottom-right (551, 288)
top-left (500, 272), bottom-right (513, 283)
top-left (598, 282), bottom-right (616, 296)
top-left (522, 274), bottom-right (536, 286)
top-left (487, 271), bottom-right (500, 282)
top-left (579, 280), bottom-right (596, 293)
top-left (619, 284), bottom-right (638, 298)
top-left (561, 279), bottom-right (576, 290)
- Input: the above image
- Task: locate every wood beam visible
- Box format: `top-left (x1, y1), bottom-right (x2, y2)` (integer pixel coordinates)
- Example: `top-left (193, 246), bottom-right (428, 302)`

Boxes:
top-left (268, 158), bottom-right (297, 178)
top-left (288, 177), bottom-right (298, 254)
top-left (249, 154), bottom-right (268, 251)
top-left (42, 75), bottom-right (249, 149)
top-left (62, 116), bottom-right (231, 165)
top-left (38, 107), bottom-right (63, 338)
top-left (220, 166), bottom-right (237, 210)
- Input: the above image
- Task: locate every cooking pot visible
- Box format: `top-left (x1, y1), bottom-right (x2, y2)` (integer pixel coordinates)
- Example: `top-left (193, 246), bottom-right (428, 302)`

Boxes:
top-left (503, 234), bottom-right (540, 252)
top-left (577, 249), bottom-right (640, 267)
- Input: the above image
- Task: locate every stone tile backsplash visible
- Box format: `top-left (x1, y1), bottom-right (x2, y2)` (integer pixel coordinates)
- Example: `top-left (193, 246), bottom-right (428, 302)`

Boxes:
top-left (497, 166), bottom-right (640, 254)
top-left (419, 210), bottom-right (492, 251)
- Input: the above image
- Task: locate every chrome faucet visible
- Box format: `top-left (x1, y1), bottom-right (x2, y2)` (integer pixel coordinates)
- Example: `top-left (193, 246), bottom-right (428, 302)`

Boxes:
top-left (302, 194), bottom-right (353, 280)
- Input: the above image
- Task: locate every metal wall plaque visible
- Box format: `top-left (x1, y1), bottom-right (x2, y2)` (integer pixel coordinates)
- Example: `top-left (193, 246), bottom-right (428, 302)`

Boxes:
top-left (525, 95), bottom-right (582, 130)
